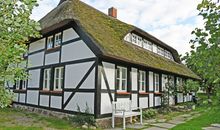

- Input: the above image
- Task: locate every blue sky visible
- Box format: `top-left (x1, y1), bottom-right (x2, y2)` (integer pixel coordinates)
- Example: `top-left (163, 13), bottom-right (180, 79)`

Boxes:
top-left (31, 0), bottom-right (203, 55)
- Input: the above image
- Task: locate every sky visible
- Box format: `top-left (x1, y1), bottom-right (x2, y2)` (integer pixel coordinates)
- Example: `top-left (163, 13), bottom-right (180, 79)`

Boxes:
top-left (31, 0), bottom-right (204, 56)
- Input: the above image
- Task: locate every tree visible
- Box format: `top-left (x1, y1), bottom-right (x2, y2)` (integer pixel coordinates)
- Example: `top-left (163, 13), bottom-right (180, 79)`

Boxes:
top-left (0, 0), bottom-right (40, 107)
top-left (183, 0), bottom-right (220, 100)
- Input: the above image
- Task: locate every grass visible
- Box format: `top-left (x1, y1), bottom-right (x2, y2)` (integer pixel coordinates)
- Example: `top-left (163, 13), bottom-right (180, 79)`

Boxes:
top-left (0, 108), bottom-right (82, 130)
top-left (171, 93), bottom-right (220, 130)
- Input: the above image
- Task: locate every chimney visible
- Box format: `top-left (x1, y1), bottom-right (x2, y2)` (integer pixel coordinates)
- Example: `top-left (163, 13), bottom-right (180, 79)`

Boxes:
top-left (108, 7), bottom-right (117, 18)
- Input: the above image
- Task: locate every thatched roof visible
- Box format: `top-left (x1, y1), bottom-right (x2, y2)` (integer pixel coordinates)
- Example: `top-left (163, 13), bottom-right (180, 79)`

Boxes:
top-left (39, 0), bottom-right (200, 80)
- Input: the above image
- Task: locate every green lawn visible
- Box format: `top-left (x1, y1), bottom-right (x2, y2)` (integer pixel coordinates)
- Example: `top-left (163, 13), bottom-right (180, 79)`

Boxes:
top-left (171, 94), bottom-right (220, 130)
top-left (0, 108), bottom-right (81, 130)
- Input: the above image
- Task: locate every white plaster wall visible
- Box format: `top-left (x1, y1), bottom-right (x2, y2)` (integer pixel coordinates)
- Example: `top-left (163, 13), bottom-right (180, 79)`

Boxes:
top-left (65, 61), bottom-right (94, 89)
top-left (101, 93), bottom-right (115, 114)
top-left (149, 93), bottom-right (154, 107)
top-left (40, 95), bottom-right (49, 107)
top-left (101, 62), bottom-right (115, 90)
top-left (131, 94), bottom-right (138, 109)
top-left (62, 28), bottom-right (79, 42)
top-left (27, 90), bottom-right (39, 105)
top-left (153, 44), bottom-right (157, 53)
top-left (155, 97), bottom-right (161, 106)
top-left (19, 94), bottom-right (26, 103)
top-left (139, 97), bottom-right (148, 108)
top-left (149, 72), bottom-right (154, 91)
top-left (80, 68), bottom-right (95, 89)
top-left (64, 93), bottom-right (94, 114)
top-left (45, 52), bottom-right (60, 65)
top-left (131, 68), bottom-right (138, 91)
top-left (29, 38), bottom-right (45, 53)
top-left (61, 40), bottom-right (95, 62)
top-left (64, 92), bottom-right (71, 103)
top-left (28, 52), bottom-right (44, 68)
top-left (51, 96), bottom-right (62, 109)
top-left (28, 69), bottom-right (40, 88)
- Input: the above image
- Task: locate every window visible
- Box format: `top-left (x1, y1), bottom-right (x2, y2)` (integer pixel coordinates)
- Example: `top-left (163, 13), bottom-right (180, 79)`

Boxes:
top-left (131, 34), bottom-right (138, 45)
top-left (54, 67), bottom-right (64, 91)
top-left (54, 33), bottom-right (62, 47)
top-left (43, 68), bottom-right (51, 90)
top-left (116, 66), bottom-right (127, 92)
top-left (137, 36), bottom-right (142, 47)
top-left (47, 36), bottom-right (53, 49)
top-left (139, 70), bottom-right (146, 92)
top-left (154, 73), bottom-right (160, 92)
top-left (15, 80), bottom-right (26, 90)
top-left (143, 40), bottom-right (153, 51)
top-left (157, 46), bottom-right (165, 56)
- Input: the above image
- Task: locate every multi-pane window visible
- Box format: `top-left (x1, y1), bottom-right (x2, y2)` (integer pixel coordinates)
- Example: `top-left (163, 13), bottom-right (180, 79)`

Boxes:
top-left (154, 73), bottom-right (160, 92)
top-left (54, 67), bottom-right (64, 91)
top-left (139, 70), bottom-right (146, 92)
top-left (116, 66), bottom-right (127, 92)
top-left (143, 40), bottom-right (153, 51)
top-left (137, 36), bottom-right (142, 47)
top-left (15, 80), bottom-right (20, 90)
top-left (15, 80), bottom-right (26, 90)
top-left (132, 34), bottom-right (138, 45)
top-left (47, 36), bottom-right (53, 49)
top-left (22, 80), bottom-right (26, 90)
top-left (54, 33), bottom-right (62, 47)
top-left (157, 46), bottom-right (165, 56)
top-left (43, 68), bottom-right (51, 90)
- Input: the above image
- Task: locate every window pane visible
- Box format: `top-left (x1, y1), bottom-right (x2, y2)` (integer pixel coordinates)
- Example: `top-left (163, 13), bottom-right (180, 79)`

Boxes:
top-left (122, 68), bottom-right (127, 79)
top-left (116, 68), bottom-right (120, 78)
top-left (122, 80), bottom-right (126, 90)
top-left (116, 79), bottom-right (120, 90)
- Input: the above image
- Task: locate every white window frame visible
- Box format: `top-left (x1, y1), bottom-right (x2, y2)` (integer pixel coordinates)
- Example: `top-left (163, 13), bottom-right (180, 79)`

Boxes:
top-left (54, 33), bottom-right (62, 47)
top-left (15, 80), bottom-right (20, 90)
top-left (154, 73), bottom-right (160, 92)
top-left (54, 67), bottom-right (64, 91)
top-left (22, 80), bottom-right (26, 90)
top-left (47, 36), bottom-right (53, 49)
top-left (43, 68), bottom-right (51, 90)
top-left (116, 66), bottom-right (127, 92)
top-left (131, 34), bottom-right (138, 45)
top-left (139, 70), bottom-right (146, 92)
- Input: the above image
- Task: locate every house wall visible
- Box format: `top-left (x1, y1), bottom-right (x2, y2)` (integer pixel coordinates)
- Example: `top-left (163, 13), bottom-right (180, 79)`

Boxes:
top-left (13, 26), bottom-right (97, 116)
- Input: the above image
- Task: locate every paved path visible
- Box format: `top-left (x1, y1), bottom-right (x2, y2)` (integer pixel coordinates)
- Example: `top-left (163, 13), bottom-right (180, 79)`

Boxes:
top-left (105, 112), bottom-right (201, 130)
top-left (202, 124), bottom-right (220, 130)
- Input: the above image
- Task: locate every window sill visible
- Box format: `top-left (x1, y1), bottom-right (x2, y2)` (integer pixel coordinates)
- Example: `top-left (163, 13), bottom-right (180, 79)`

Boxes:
top-left (39, 90), bottom-right (63, 96)
top-left (46, 46), bottom-right (60, 53)
top-left (139, 92), bottom-right (150, 95)
top-left (13, 89), bottom-right (26, 93)
top-left (154, 92), bottom-right (162, 95)
top-left (116, 92), bottom-right (131, 95)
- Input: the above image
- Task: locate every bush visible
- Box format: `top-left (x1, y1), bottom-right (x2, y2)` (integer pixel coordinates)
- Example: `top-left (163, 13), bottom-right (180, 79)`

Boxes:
top-left (0, 86), bottom-right (14, 108)
top-left (69, 103), bottom-right (96, 127)
top-left (143, 109), bottom-right (157, 119)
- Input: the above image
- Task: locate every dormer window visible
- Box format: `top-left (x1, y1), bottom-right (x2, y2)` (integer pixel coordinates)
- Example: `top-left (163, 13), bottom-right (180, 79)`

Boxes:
top-left (157, 46), bottom-right (165, 56)
top-left (47, 36), bottom-right (53, 49)
top-left (143, 40), bottom-right (153, 51)
top-left (54, 33), bottom-right (62, 47)
top-left (132, 34), bottom-right (138, 45)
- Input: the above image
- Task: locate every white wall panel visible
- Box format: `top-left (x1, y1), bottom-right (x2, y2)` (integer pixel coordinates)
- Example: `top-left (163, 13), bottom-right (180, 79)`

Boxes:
top-left (29, 38), bottom-right (45, 53)
top-left (28, 52), bottom-right (44, 68)
top-left (177, 93), bottom-right (184, 103)
top-left (155, 96), bottom-right (161, 106)
top-left (27, 90), bottom-right (39, 105)
top-left (131, 68), bottom-right (138, 91)
top-left (149, 93), bottom-right (154, 107)
top-left (19, 94), bottom-right (26, 103)
top-left (131, 94), bottom-right (138, 109)
top-left (153, 44), bottom-right (157, 53)
top-left (63, 28), bottom-right (79, 42)
top-left (51, 96), bottom-right (62, 109)
top-left (65, 93), bottom-right (94, 114)
top-left (45, 52), bottom-right (59, 65)
top-left (65, 61), bottom-right (94, 89)
top-left (40, 95), bottom-right (49, 107)
top-left (28, 69), bottom-right (40, 88)
top-left (61, 40), bottom-right (95, 62)
top-left (139, 97), bottom-right (148, 108)
top-left (101, 93), bottom-right (115, 114)
top-left (64, 92), bottom-right (71, 103)
top-left (149, 72), bottom-right (154, 91)
top-left (80, 68), bottom-right (95, 89)
top-left (102, 62), bottom-right (115, 90)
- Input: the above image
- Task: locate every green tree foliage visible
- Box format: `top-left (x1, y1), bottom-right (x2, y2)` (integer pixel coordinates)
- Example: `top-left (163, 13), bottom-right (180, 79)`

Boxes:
top-left (183, 0), bottom-right (220, 99)
top-left (184, 80), bottom-right (200, 94)
top-left (0, 0), bottom-right (40, 107)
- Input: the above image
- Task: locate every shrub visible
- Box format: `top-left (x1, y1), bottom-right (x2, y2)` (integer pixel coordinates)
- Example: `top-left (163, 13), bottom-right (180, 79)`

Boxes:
top-left (70, 103), bottom-right (96, 127)
top-left (143, 109), bottom-right (157, 119)
top-left (0, 86), bottom-right (14, 108)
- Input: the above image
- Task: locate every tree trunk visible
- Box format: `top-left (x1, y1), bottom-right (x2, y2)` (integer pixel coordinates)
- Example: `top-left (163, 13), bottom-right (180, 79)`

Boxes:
top-left (207, 86), bottom-right (212, 104)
